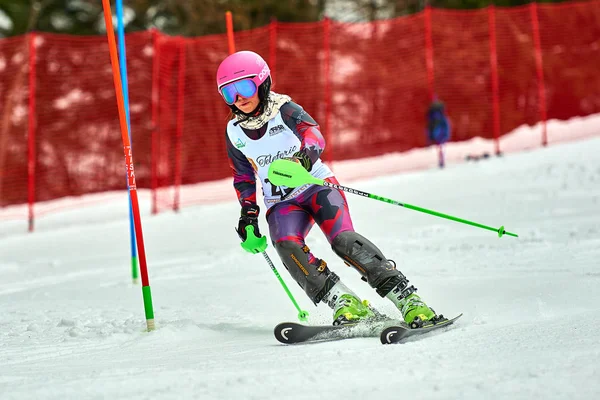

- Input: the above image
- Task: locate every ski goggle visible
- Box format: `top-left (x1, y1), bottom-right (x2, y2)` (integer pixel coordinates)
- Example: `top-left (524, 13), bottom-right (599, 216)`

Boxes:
top-left (219, 78), bottom-right (258, 105)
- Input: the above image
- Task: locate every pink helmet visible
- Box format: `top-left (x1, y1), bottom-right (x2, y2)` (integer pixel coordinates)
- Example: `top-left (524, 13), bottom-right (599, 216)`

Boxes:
top-left (216, 51), bottom-right (272, 114)
top-left (216, 50), bottom-right (271, 92)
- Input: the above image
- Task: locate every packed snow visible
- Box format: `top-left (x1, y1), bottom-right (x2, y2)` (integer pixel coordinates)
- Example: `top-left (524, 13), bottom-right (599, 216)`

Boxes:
top-left (1, 125), bottom-right (599, 399)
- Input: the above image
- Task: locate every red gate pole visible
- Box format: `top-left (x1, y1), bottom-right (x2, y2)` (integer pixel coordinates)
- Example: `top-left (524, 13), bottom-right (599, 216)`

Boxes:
top-left (530, 3), bottom-right (548, 146)
top-left (226, 11), bottom-right (236, 54)
top-left (27, 33), bottom-right (37, 233)
top-left (101, 0), bottom-right (155, 331)
top-left (488, 6), bottom-right (501, 155)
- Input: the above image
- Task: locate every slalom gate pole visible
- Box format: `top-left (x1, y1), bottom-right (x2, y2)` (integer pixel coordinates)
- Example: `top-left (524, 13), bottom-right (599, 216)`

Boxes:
top-left (102, 0), bottom-right (155, 331)
top-left (115, 0), bottom-right (138, 284)
top-left (268, 159), bottom-right (518, 238)
top-left (225, 11), bottom-right (236, 54)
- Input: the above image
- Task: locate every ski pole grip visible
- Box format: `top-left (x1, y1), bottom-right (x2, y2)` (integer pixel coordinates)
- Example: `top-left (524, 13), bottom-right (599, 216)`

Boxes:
top-left (240, 226), bottom-right (268, 254)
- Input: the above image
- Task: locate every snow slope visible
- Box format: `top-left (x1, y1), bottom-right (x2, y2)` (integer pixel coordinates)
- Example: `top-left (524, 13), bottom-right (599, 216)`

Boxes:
top-left (1, 135), bottom-right (599, 399)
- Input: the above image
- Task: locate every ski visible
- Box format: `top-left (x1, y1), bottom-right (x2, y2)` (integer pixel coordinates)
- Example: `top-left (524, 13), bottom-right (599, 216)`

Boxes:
top-left (274, 319), bottom-right (399, 345)
top-left (380, 313), bottom-right (463, 344)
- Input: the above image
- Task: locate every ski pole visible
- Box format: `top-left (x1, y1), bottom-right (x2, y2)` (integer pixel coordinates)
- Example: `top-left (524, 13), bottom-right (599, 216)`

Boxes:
top-left (268, 159), bottom-right (518, 238)
top-left (261, 250), bottom-right (309, 322)
top-left (239, 226), bottom-right (309, 322)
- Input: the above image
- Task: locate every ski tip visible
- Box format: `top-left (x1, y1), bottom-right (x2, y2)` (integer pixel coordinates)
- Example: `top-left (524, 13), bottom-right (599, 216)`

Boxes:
top-left (273, 322), bottom-right (304, 345)
top-left (380, 313), bottom-right (463, 345)
top-left (274, 323), bottom-right (291, 344)
top-left (380, 326), bottom-right (404, 345)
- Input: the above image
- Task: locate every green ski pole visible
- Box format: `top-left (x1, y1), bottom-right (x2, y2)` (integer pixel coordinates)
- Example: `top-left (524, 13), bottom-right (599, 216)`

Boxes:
top-left (261, 250), bottom-right (309, 322)
top-left (268, 159), bottom-right (518, 238)
top-left (240, 226), bottom-right (309, 322)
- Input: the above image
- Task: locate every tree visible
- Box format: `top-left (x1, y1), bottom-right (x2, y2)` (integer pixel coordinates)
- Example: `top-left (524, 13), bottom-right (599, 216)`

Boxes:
top-left (0, 0), bottom-right (328, 38)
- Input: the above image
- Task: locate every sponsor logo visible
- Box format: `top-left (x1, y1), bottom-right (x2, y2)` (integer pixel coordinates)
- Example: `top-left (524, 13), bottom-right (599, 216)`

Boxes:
top-left (258, 64), bottom-right (269, 81)
top-left (291, 254), bottom-right (309, 276)
top-left (272, 171), bottom-right (292, 178)
top-left (326, 182), bottom-right (368, 197)
top-left (255, 145), bottom-right (298, 167)
top-left (280, 327), bottom-right (292, 341)
top-left (269, 124), bottom-right (286, 136)
top-left (384, 330), bottom-right (398, 343)
top-left (234, 138), bottom-right (246, 149)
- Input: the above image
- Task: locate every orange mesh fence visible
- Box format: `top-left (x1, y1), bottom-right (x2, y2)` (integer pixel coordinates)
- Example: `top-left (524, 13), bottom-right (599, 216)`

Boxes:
top-left (1, 2), bottom-right (600, 225)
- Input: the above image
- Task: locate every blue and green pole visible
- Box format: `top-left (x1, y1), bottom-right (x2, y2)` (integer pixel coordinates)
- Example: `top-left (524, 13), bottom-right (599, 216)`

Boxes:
top-left (116, 0), bottom-right (138, 283)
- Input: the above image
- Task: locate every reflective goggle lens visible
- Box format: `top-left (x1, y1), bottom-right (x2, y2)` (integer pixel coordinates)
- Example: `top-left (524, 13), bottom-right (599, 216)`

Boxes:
top-left (220, 79), bottom-right (257, 105)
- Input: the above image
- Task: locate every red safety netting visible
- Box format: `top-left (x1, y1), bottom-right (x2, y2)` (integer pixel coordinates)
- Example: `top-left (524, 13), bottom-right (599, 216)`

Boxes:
top-left (0, 36), bottom-right (30, 211)
top-left (329, 13), bottom-right (431, 160)
top-left (537, 1), bottom-right (600, 139)
top-left (1, 2), bottom-right (599, 226)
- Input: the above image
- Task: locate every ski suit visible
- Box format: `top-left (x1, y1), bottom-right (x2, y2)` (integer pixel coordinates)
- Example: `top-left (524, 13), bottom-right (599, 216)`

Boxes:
top-left (226, 98), bottom-right (403, 304)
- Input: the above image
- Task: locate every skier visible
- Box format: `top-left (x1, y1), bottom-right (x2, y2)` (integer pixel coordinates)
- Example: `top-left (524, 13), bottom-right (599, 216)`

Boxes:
top-left (218, 50), bottom-right (440, 327)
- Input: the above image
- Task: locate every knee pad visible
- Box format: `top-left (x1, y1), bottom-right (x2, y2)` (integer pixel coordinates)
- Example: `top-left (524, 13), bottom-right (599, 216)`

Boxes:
top-left (331, 231), bottom-right (400, 290)
top-left (274, 240), bottom-right (339, 305)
